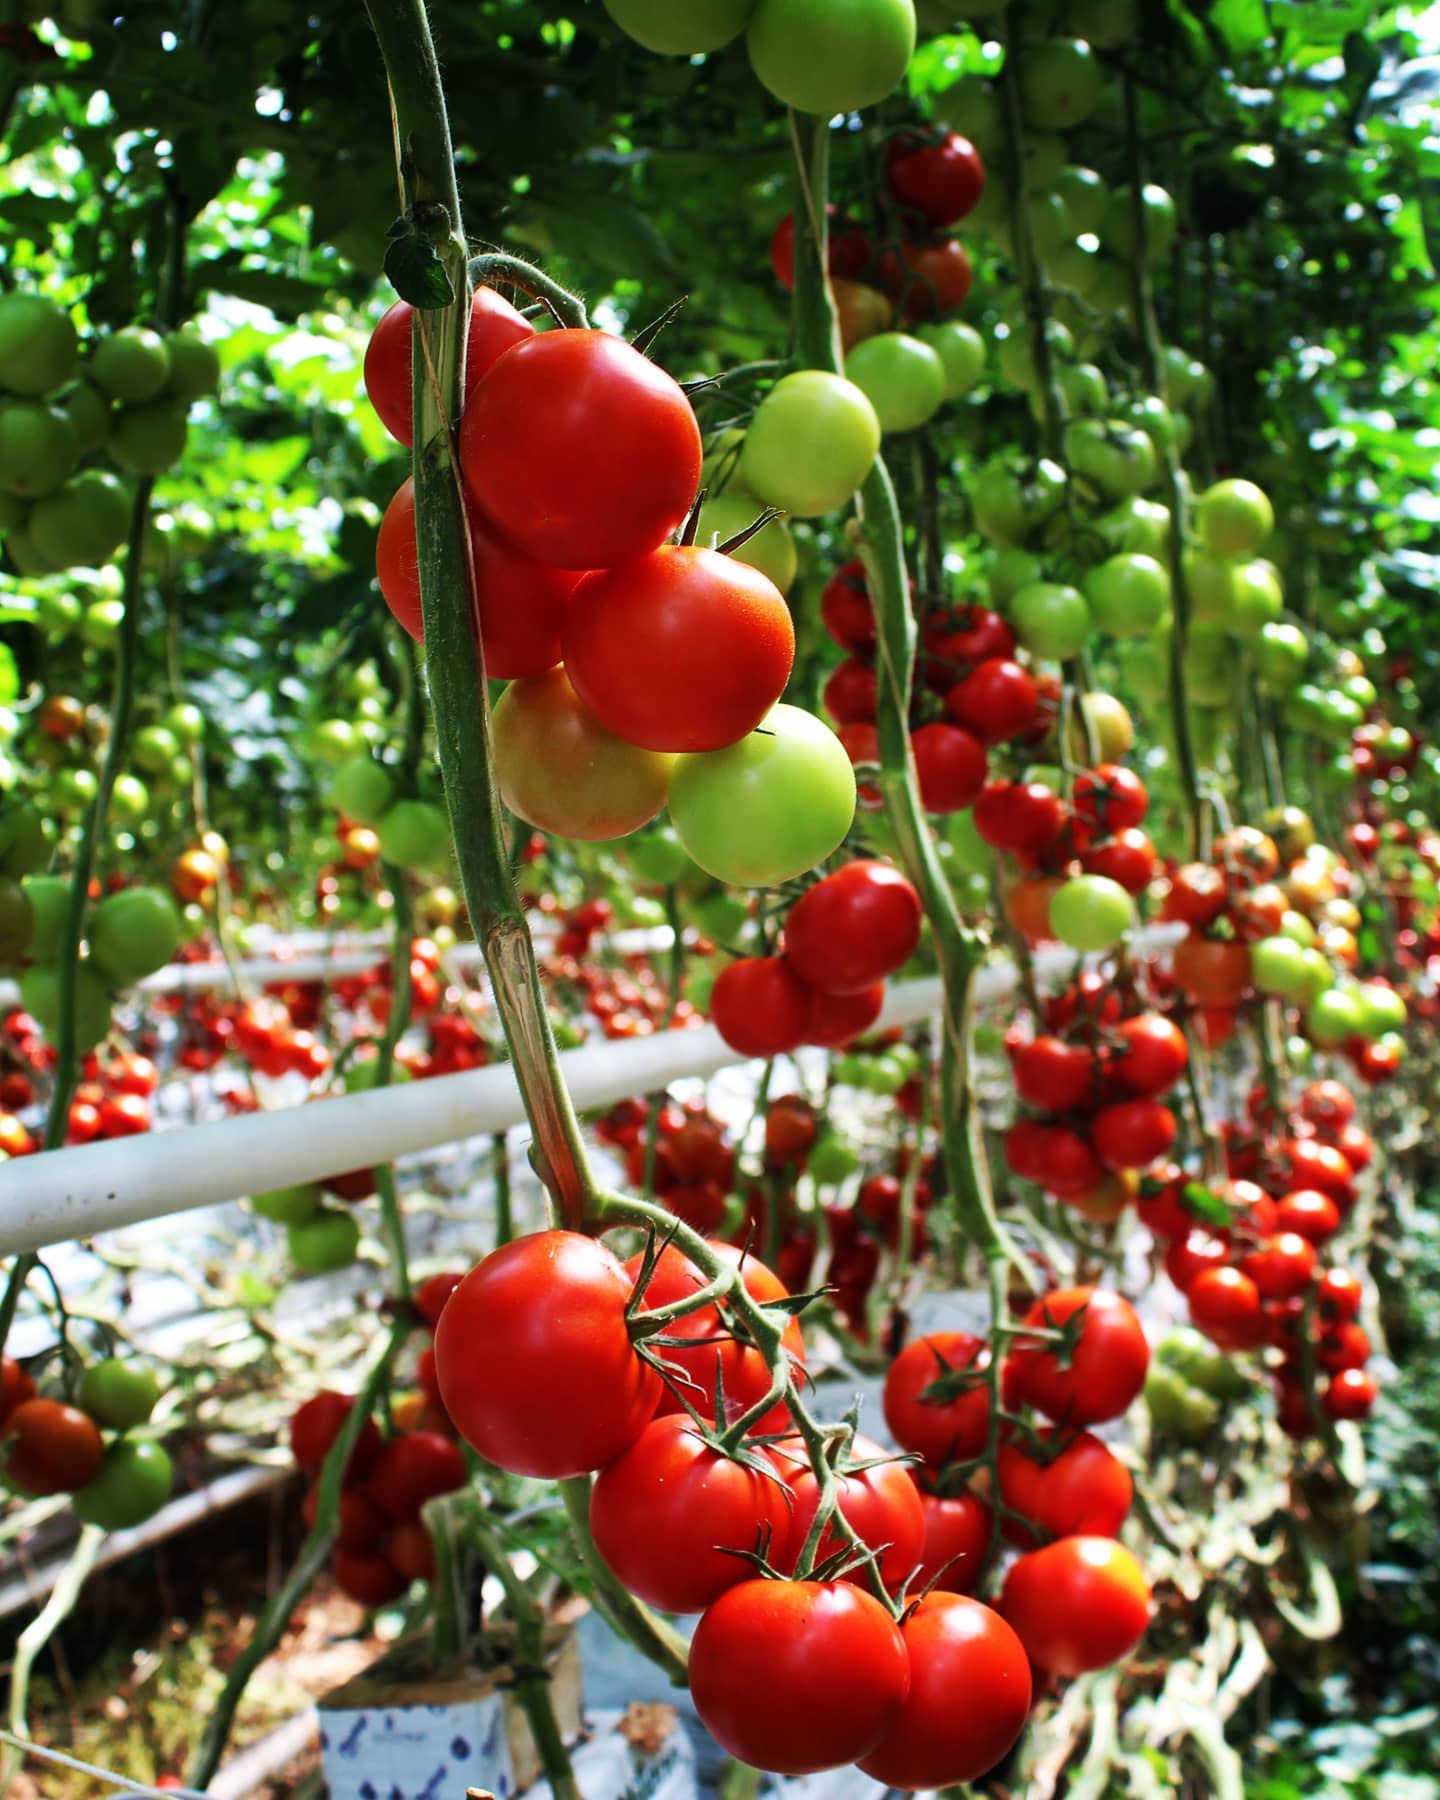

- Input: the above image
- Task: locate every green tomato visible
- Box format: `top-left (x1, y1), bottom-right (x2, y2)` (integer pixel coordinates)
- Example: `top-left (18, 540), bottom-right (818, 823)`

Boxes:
top-left (163, 325), bottom-right (222, 402)
top-left (1083, 552), bottom-right (1168, 635)
top-left (669, 703), bottom-right (856, 888)
top-left (109, 773), bottom-right (151, 825)
top-left (1092, 496), bottom-right (1169, 559)
top-left (916, 321), bottom-right (986, 399)
top-left (1101, 183), bottom-right (1177, 262)
top-left (0, 291), bottom-right (79, 397)
top-left (79, 1357), bottom-right (160, 1429)
top-left (622, 894), bottom-right (667, 929)
top-left (1156, 1326), bottom-right (1249, 1399)
top-left (832, 1052), bottom-right (867, 1086)
top-left (601, 0), bottom-right (755, 52)
top-left (88, 886), bottom-right (182, 986)
top-left (1339, 672), bottom-right (1378, 711)
top-left (695, 492), bottom-right (798, 596)
top-left (109, 401), bottom-right (188, 475)
top-left (1054, 164), bottom-right (1108, 232)
top-left (935, 71), bottom-right (1004, 148)
top-left (1195, 478), bottom-right (1273, 557)
top-left (1354, 981), bottom-right (1406, 1038)
top-left (689, 889), bottom-right (751, 941)
top-left (972, 454), bottom-right (1067, 547)
top-left (22, 876), bottom-right (70, 961)
top-left (1306, 985), bottom-right (1365, 1046)
top-left (947, 807), bottom-right (993, 877)
top-left (287, 1208), bottom-right (361, 1274)
top-left (81, 597), bottom-right (125, 650)
top-left (54, 766), bottom-right (101, 813)
top-left (308, 719), bottom-right (362, 765)
top-left (377, 799), bottom-right (452, 873)
top-left (1145, 1365), bottom-right (1220, 1440)
top-left (1020, 35), bottom-right (1102, 128)
top-left (1227, 560), bottom-right (1283, 635)
top-left (1021, 131), bottom-right (1068, 191)
top-left (626, 825), bottom-right (696, 887)
top-left (1278, 910), bottom-right (1316, 948)
top-left (746, 0), bottom-right (917, 117)
top-left (845, 333), bottom-right (946, 434)
top-left (740, 371), bottom-right (881, 519)
top-left (1053, 361), bottom-right (1108, 418)
top-left (252, 1182), bottom-right (324, 1225)
top-left (1065, 416), bottom-right (1158, 502)
top-left (1046, 240), bottom-right (1103, 301)
top-left (0, 801), bottom-right (49, 879)
top-left (996, 318), bottom-right (1074, 392)
top-left (132, 724), bottom-right (180, 775)
top-left (1049, 873), bottom-right (1135, 952)
top-left (884, 1042), bottom-right (921, 1082)
top-left (18, 960), bottom-right (113, 1050)
top-left (861, 1051), bottom-right (909, 1095)
top-left (1250, 934), bottom-right (1314, 1000)
top-left (329, 756), bottom-right (395, 828)
top-left (344, 1055), bottom-right (415, 1093)
top-left (1253, 620), bottom-right (1307, 692)
top-left (808, 1133), bottom-right (861, 1185)
top-left (1010, 581), bottom-right (1091, 660)
top-left (28, 470), bottom-right (131, 569)
top-left (91, 326), bottom-right (172, 402)
top-left (988, 546), bottom-right (1047, 606)
top-left (0, 400), bottom-right (79, 499)
top-left (0, 877), bottom-right (33, 964)
top-left (73, 1440), bottom-right (174, 1532)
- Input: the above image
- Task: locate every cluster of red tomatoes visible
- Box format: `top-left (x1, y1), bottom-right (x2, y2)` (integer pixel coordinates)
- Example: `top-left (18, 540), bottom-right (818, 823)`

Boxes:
top-left (708, 858), bottom-right (922, 1058)
top-left (1145, 1079), bottom-right (1378, 1430)
top-left (770, 123), bottom-right (984, 342)
top-left (595, 1097), bottom-right (736, 1236)
top-left (1, 1351), bottom-right (172, 1530)
top-left (290, 1325), bottom-right (467, 1607)
top-left (62, 1046), bottom-right (164, 1144)
top-left (823, 566), bottom-right (1043, 815)
top-left (1002, 974), bottom-right (1188, 1220)
top-left (537, 896), bottom-right (703, 1043)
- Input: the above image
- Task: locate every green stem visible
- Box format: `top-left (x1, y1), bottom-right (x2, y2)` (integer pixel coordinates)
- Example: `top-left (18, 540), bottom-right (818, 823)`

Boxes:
top-left (493, 1130), bottom-right (513, 1246)
top-left (363, 0), bottom-right (599, 1231)
top-left (1121, 72), bottom-right (1204, 858)
top-left (373, 872), bottom-right (415, 1299)
top-left (0, 1526), bottom-right (106, 1799)
top-left (558, 1478), bottom-right (690, 1684)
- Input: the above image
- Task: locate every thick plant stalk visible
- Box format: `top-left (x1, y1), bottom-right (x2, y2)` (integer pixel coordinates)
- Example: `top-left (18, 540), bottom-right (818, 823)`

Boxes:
top-left (788, 116), bottom-right (1014, 1271)
top-left (0, 1525), bottom-right (105, 1798)
top-left (362, 0), bottom-right (598, 1231)
top-left (558, 1477), bottom-right (690, 1684)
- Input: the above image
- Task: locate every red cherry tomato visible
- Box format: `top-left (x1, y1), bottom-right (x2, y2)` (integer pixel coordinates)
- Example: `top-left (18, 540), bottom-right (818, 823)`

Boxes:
top-left (882, 1331), bottom-right (991, 1469)
top-left (771, 1431), bottom-right (925, 1591)
top-left (1001, 1535), bottom-right (1151, 1677)
top-left (997, 1428), bottom-right (1133, 1548)
top-left (783, 860), bottom-right (922, 996)
top-left (364, 287), bottom-right (534, 447)
top-left (710, 957), bottom-right (815, 1057)
top-left (1005, 1288), bottom-right (1149, 1426)
top-left (886, 130), bottom-right (986, 228)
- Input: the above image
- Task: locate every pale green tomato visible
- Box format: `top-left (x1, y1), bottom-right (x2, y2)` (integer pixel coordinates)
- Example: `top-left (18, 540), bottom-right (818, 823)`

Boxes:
top-left (1279, 910), bottom-right (1316, 948)
top-left (377, 799), bottom-right (453, 872)
top-left (1083, 552), bottom-right (1168, 635)
top-left (1020, 36), bottom-right (1102, 129)
top-left (948, 807), bottom-right (993, 876)
top-left (988, 547), bottom-right (1047, 606)
top-left (1010, 581), bottom-right (1091, 660)
top-left (1228, 560), bottom-right (1284, 635)
top-left (329, 756), bottom-right (395, 827)
top-left (1250, 935), bottom-right (1313, 1000)
top-left (602, 0), bottom-right (755, 52)
top-left (1092, 496), bottom-right (1169, 558)
top-left (1101, 183), bottom-right (1177, 261)
top-left (1183, 551), bottom-right (1235, 624)
top-left (740, 371), bottom-right (881, 519)
top-left (971, 454), bottom-right (1066, 546)
top-left (916, 321), bottom-right (986, 398)
top-left (844, 332), bottom-right (947, 433)
top-left (1195, 477), bottom-right (1273, 556)
top-left (746, 0), bottom-right (916, 116)
top-left (1354, 982), bottom-right (1406, 1038)
top-left (1055, 164), bottom-right (1108, 233)
top-left (996, 318), bottom-right (1074, 391)
top-left (1050, 874), bottom-right (1135, 952)
top-left (695, 492), bottom-right (798, 596)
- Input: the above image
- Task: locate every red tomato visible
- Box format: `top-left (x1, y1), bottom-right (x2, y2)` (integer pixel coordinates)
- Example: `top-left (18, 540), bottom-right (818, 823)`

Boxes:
top-left (2, 1398), bottom-right (104, 1495)
top-left (386, 1519), bottom-right (437, 1582)
top-left (458, 329), bottom-right (702, 571)
top-left (1006, 1288), bottom-right (1149, 1425)
top-left (1083, 828), bottom-right (1158, 895)
top-left (1317, 1266), bottom-right (1363, 1323)
top-left (688, 1580), bottom-right (910, 1776)
top-left (99, 1093), bottom-right (151, 1137)
top-left (882, 1332), bottom-right (991, 1468)
top-left (365, 1431), bottom-right (469, 1519)
top-left (1004, 874), bottom-right (1062, 945)
top-left (1240, 1231), bottom-right (1318, 1301)
top-left (301, 1483), bottom-right (385, 1552)
top-left (1274, 1189), bottom-right (1341, 1245)
top-left (376, 477), bottom-right (581, 677)
top-left (332, 1546), bottom-right (408, 1608)
top-left (1160, 863), bottom-right (1229, 926)
top-left (823, 658), bottom-right (879, 725)
top-left (1001, 1536), bottom-right (1151, 1677)
top-left (563, 547), bottom-right (795, 752)
top-left (771, 1432), bottom-right (925, 1590)
top-left (1110, 1015), bottom-right (1188, 1097)
top-left (1135, 1165), bottom-right (1193, 1239)
top-left (1072, 764), bottom-right (1148, 833)
top-left (1299, 1079), bottom-right (1355, 1130)
top-left (946, 659), bottom-right (1038, 745)
top-left (912, 722), bottom-right (988, 813)
top-left (886, 129), bottom-right (986, 227)
top-left (1004, 1119), bottom-right (1103, 1197)
top-left (1188, 1266), bottom-right (1266, 1351)
top-left (1012, 1036), bottom-right (1096, 1112)
top-left (820, 560), bottom-right (877, 653)
top-left (710, 957), bottom-right (815, 1057)
top-left (877, 238), bottom-right (973, 321)
top-left (858, 1593), bottom-right (1030, 1789)
top-left (910, 1482), bottom-right (992, 1594)
top-left (1317, 1321), bottom-right (1371, 1372)
top-left (1172, 934), bottom-right (1251, 1005)
top-left (973, 780), bottom-right (1065, 856)
top-left (1280, 1139), bottom-right (1355, 1207)
top-left (363, 287), bottom-right (534, 446)
top-left (414, 1271), bottom-right (465, 1325)
top-left (769, 211), bottom-right (871, 292)
top-left (783, 859), bottom-right (922, 995)
top-left (924, 606), bottom-right (1015, 673)
top-left (764, 1095), bottom-right (819, 1163)
top-left (1323, 1367), bottom-right (1377, 1420)
top-left (434, 1232), bottom-right (661, 1478)
top-left (807, 982), bottom-right (886, 1047)
top-left (1214, 826), bottom-right (1279, 884)
top-left (0, 1356), bottom-right (36, 1426)
top-left (290, 1391), bottom-right (382, 1480)
top-left (628, 1241), bottom-right (807, 1434)
top-left (589, 1416), bottom-right (790, 1614)
top-left (1090, 1098), bottom-right (1176, 1172)
top-left (997, 1428), bottom-right (1132, 1548)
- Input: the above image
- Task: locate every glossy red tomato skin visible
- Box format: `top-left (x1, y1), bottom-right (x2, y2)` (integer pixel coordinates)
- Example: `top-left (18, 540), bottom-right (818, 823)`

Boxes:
top-left (387, 1519), bottom-right (437, 1582)
top-left (973, 781), bottom-right (1065, 856)
top-left (820, 560), bottom-right (877, 652)
top-left (783, 860), bottom-right (922, 996)
top-left (1001, 1536), bottom-right (1151, 1678)
top-left (458, 329), bottom-right (702, 571)
top-left (1004, 1119), bottom-right (1103, 1197)
top-left (376, 476), bottom-right (581, 676)
top-left (883, 1332), bottom-right (991, 1469)
top-left (1317, 1321), bottom-right (1371, 1373)
top-left (1164, 1228), bottom-right (1231, 1293)
top-left (1172, 935), bottom-right (1251, 1005)
top-left (1240, 1231), bottom-right (1318, 1301)
top-left (1073, 764), bottom-right (1148, 833)
top-left (771, 1432), bottom-right (925, 1591)
top-left (823, 657), bottom-right (878, 724)
top-left (1317, 1266), bottom-right (1363, 1323)
top-left (1090, 1098), bottom-right (1177, 1172)
top-left (946, 659), bottom-right (1038, 745)
top-left (365, 1431), bottom-right (469, 1518)
top-left (303, 1482), bottom-right (386, 1550)
top-left (1083, 828), bottom-right (1158, 895)
top-left (997, 1429), bottom-right (1133, 1549)
top-left (807, 982), bottom-right (886, 1047)
top-left (1280, 1139), bottom-right (1355, 1208)
top-left (589, 1416), bottom-right (789, 1614)
top-left (912, 722), bottom-right (987, 813)
top-left (1335, 1122), bottom-right (1374, 1170)
top-left (563, 547), bottom-right (795, 753)
top-left (333, 1546), bottom-right (409, 1608)
top-left (1006, 1288), bottom-right (1149, 1426)
top-left (688, 1579), bottom-right (910, 1776)
top-left (1324, 1367), bottom-right (1378, 1420)
top-left (628, 1242), bottom-right (807, 1434)
top-left (290, 1391), bottom-right (382, 1480)
top-left (886, 131), bottom-right (986, 228)
top-left (858, 1593), bottom-right (1031, 1790)
top-left (364, 288), bottom-right (534, 447)
top-left (925, 606), bottom-right (1015, 672)
top-left (910, 1482), bottom-right (992, 1594)
top-left (1274, 1189), bottom-right (1341, 1244)
top-left (434, 1232), bottom-right (661, 1478)
top-left (414, 1271), bottom-right (464, 1325)
top-left (710, 957), bottom-right (815, 1056)
top-left (0, 1356), bottom-right (36, 1426)
top-left (3, 1399), bottom-right (104, 1494)
top-left (877, 239), bottom-right (973, 321)
top-left (1187, 1266), bottom-right (1267, 1351)
top-left (1012, 1036), bottom-right (1096, 1112)
top-left (1111, 1015), bottom-right (1188, 1097)
top-left (770, 211), bottom-right (871, 292)
top-left (1300, 1079), bottom-right (1356, 1130)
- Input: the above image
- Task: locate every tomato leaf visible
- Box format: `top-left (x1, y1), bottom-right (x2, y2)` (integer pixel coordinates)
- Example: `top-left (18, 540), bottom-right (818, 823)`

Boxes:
top-left (1182, 1181), bottom-right (1235, 1228)
top-left (383, 229), bottom-right (456, 310)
